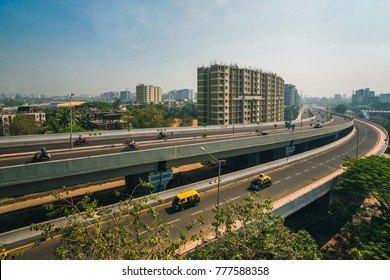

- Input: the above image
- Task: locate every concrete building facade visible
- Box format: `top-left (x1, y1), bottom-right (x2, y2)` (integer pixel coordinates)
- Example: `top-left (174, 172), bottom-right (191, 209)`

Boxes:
top-left (164, 88), bottom-right (195, 101)
top-left (136, 84), bottom-right (162, 105)
top-left (197, 64), bottom-right (284, 126)
top-left (352, 88), bottom-right (375, 106)
top-left (284, 84), bottom-right (300, 106)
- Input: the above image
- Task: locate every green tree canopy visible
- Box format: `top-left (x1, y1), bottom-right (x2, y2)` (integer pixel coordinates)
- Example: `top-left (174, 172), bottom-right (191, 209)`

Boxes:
top-left (129, 105), bottom-right (174, 128)
top-left (187, 192), bottom-right (321, 260)
top-left (9, 115), bottom-right (42, 135)
top-left (334, 104), bottom-right (348, 114)
top-left (329, 156), bottom-right (390, 259)
top-left (31, 190), bottom-right (321, 260)
top-left (284, 105), bottom-right (300, 121)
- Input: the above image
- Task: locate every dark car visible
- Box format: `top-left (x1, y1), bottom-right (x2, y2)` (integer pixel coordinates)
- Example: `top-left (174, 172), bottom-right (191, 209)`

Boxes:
top-left (314, 123), bottom-right (323, 128)
top-left (250, 174), bottom-right (272, 191)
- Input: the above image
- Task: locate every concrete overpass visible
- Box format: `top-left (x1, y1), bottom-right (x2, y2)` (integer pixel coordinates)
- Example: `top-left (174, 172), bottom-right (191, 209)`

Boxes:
top-left (1, 119), bottom-right (387, 254)
top-left (0, 120), bottom-right (354, 198)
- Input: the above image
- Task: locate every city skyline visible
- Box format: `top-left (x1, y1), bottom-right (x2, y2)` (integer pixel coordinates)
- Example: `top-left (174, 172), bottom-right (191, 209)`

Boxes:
top-left (1, 0), bottom-right (389, 97)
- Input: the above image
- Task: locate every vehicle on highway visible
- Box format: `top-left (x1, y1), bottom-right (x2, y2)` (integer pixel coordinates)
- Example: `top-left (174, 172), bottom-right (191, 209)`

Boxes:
top-left (157, 131), bottom-right (167, 139)
top-left (75, 137), bottom-right (89, 145)
top-left (260, 131), bottom-right (269, 135)
top-left (172, 189), bottom-right (200, 211)
top-left (314, 123), bottom-right (323, 128)
top-left (31, 151), bottom-right (51, 162)
top-left (250, 173), bottom-right (272, 191)
top-left (122, 139), bottom-right (138, 151)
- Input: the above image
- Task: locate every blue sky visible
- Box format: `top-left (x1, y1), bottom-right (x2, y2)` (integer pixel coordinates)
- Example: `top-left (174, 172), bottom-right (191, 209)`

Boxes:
top-left (1, 0), bottom-right (389, 97)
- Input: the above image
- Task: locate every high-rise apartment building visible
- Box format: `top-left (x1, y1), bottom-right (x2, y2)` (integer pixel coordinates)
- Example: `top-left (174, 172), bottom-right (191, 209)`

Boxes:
top-left (197, 64), bottom-right (284, 125)
top-left (136, 84), bottom-right (162, 105)
top-left (164, 89), bottom-right (195, 101)
top-left (352, 88), bottom-right (375, 106)
top-left (284, 84), bottom-right (300, 106)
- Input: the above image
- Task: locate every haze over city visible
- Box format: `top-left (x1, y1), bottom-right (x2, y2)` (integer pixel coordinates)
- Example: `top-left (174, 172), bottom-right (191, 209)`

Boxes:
top-left (1, 0), bottom-right (389, 97)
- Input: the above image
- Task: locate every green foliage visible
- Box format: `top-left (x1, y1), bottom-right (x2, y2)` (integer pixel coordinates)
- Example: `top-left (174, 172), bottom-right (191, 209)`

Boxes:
top-left (337, 156), bottom-right (390, 220)
top-left (181, 101), bottom-right (197, 119)
top-left (186, 192), bottom-right (321, 260)
top-left (9, 115), bottom-right (43, 135)
top-left (129, 105), bottom-right (174, 128)
top-left (32, 181), bottom-right (186, 260)
top-left (284, 105), bottom-right (300, 121)
top-left (30, 187), bottom-right (322, 260)
top-left (334, 104), bottom-right (348, 114)
top-left (330, 156), bottom-right (390, 259)
top-left (86, 101), bottom-right (112, 111)
top-left (44, 108), bottom-right (84, 133)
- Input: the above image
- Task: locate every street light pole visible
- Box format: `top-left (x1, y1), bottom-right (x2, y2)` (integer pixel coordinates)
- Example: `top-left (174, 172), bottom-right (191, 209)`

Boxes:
top-left (69, 93), bottom-right (74, 149)
top-left (200, 147), bottom-right (221, 206)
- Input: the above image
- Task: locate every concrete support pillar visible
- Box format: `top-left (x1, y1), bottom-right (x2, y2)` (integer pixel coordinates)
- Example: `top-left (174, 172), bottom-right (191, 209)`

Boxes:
top-left (125, 168), bottom-right (173, 198)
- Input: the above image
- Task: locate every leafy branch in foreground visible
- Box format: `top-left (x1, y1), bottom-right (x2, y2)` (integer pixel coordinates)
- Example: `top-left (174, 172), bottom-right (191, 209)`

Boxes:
top-left (186, 192), bottom-right (322, 260)
top-left (31, 180), bottom-right (187, 260)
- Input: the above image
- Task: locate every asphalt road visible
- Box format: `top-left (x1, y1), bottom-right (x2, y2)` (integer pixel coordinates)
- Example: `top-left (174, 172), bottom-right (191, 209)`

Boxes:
top-left (0, 112), bottom-right (341, 167)
top-left (8, 120), bottom-right (379, 259)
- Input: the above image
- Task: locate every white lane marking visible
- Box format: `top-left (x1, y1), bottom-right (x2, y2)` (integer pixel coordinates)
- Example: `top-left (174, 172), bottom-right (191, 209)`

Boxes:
top-left (312, 166), bottom-right (317, 169)
top-left (304, 169), bottom-right (310, 172)
top-left (285, 176), bottom-right (291, 180)
top-left (167, 219), bottom-right (180, 225)
top-left (274, 181), bottom-right (280, 184)
top-left (295, 173), bottom-right (301, 176)
top-left (191, 210), bottom-right (203, 216)
top-left (230, 196), bottom-right (240, 201)
top-left (332, 158), bottom-right (336, 160)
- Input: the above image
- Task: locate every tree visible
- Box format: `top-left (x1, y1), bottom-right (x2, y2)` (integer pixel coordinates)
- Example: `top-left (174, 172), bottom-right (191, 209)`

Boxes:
top-left (129, 105), bottom-right (174, 128)
top-left (9, 115), bottom-right (42, 135)
top-left (32, 181), bottom-right (187, 260)
top-left (337, 156), bottom-right (389, 220)
top-left (284, 105), bottom-right (300, 121)
top-left (44, 108), bottom-right (83, 133)
top-left (334, 104), bottom-right (348, 114)
top-left (182, 101), bottom-right (197, 119)
top-left (186, 192), bottom-right (322, 260)
top-left (31, 189), bottom-right (321, 260)
top-left (326, 156), bottom-right (390, 259)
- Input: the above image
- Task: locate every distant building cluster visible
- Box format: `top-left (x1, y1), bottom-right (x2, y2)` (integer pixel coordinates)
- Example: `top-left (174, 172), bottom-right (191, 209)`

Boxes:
top-left (197, 63), bottom-right (284, 126)
top-left (163, 89), bottom-right (195, 102)
top-left (351, 88), bottom-right (390, 106)
top-left (136, 84), bottom-right (163, 105)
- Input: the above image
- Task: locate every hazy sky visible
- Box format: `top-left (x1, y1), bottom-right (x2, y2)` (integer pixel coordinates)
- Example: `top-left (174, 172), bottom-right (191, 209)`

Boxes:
top-left (1, 0), bottom-right (389, 97)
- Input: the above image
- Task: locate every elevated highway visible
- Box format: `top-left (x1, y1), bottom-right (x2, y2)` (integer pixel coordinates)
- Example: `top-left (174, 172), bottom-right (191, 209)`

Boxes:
top-left (1, 118), bottom-right (387, 259)
top-left (0, 117), bottom-right (353, 198)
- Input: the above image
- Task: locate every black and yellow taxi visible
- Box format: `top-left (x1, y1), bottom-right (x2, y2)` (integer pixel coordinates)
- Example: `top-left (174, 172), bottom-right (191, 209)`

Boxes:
top-left (250, 173), bottom-right (272, 191)
top-left (172, 189), bottom-right (200, 211)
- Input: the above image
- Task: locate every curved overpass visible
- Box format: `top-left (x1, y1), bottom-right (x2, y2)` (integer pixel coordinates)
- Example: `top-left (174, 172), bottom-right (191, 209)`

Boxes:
top-left (1, 119), bottom-right (387, 259)
top-left (0, 119), bottom-right (353, 198)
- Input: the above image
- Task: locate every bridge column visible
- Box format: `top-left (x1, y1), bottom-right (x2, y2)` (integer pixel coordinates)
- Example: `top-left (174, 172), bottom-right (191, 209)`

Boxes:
top-left (246, 152), bottom-right (261, 166)
top-left (125, 168), bottom-right (173, 197)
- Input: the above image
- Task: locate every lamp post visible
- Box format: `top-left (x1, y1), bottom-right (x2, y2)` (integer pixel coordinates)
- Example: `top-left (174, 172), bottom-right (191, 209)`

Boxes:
top-left (200, 146), bottom-right (221, 206)
top-left (69, 93), bottom-right (74, 149)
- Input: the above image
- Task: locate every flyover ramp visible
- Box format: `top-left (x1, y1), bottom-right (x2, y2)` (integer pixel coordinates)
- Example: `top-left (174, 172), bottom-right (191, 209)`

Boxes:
top-left (0, 120), bottom-right (361, 250)
top-left (0, 121), bottom-right (353, 197)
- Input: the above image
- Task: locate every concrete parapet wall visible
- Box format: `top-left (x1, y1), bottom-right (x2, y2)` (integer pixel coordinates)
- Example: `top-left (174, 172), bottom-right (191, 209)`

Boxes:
top-left (0, 121), bottom-right (353, 190)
